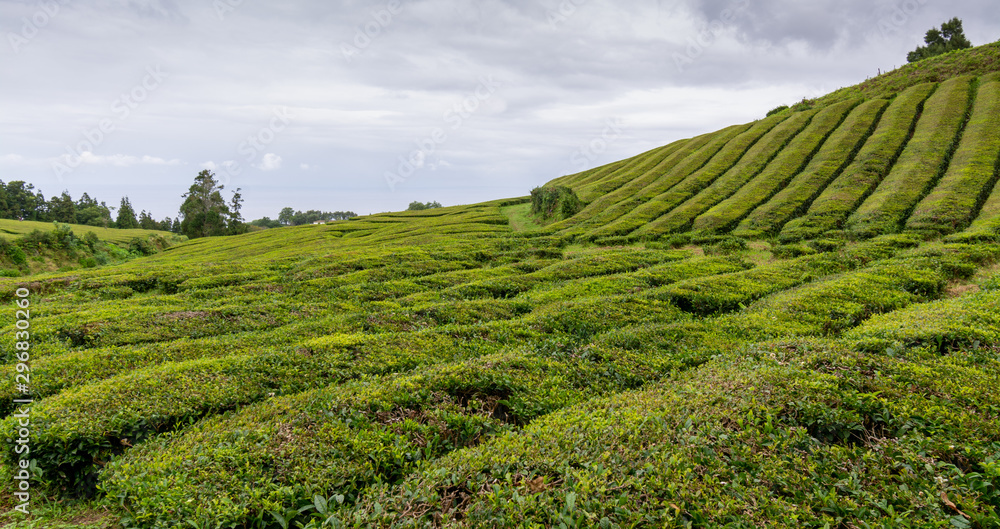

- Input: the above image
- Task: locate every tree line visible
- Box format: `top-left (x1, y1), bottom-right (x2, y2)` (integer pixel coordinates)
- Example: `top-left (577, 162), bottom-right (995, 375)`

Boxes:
top-left (5, 170), bottom-right (391, 241)
top-left (249, 208), bottom-right (358, 228)
top-left (0, 180), bottom-right (180, 232)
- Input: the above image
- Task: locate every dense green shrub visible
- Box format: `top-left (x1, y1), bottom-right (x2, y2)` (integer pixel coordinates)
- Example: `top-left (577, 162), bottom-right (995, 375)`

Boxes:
top-left (702, 237), bottom-right (749, 255)
top-left (529, 186), bottom-right (583, 220)
top-left (3, 241), bottom-right (27, 265)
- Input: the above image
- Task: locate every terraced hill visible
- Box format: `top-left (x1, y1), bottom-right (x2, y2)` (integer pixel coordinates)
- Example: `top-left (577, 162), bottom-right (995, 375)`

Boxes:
top-left (540, 44), bottom-right (1000, 244)
top-left (2, 44), bottom-right (1000, 528)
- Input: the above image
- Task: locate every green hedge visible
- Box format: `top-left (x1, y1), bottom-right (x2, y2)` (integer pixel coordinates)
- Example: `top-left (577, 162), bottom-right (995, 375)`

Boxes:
top-left (734, 99), bottom-right (891, 237)
top-left (558, 132), bottom-right (717, 238)
top-left (545, 158), bottom-right (628, 189)
top-left (723, 242), bottom-right (1000, 340)
top-left (445, 249), bottom-right (685, 299)
top-left (632, 113), bottom-right (798, 238)
top-left (641, 110), bottom-right (818, 237)
top-left (99, 341), bottom-right (703, 529)
top-left (0, 331), bottom-right (293, 417)
top-left (779, 82), bottom-right (937, 242)
top-left (847, 76), bottom-right (974, 237)
top-left (908, 78), bottom-right (1000, 234)
top-left (573, 141), bottom-right (690, 204)
top-left (695, 99), bottom-right (859, 234)
top-left (650, 235), bottom-right (916, 315)
top-left (599, 115), bottom-right (786, 241)
top-left (1, 331), bottom-right (501, 494)
top-left (582, 124), bottom-right (752, 240)
top-left (846, 289), bottom-right (1000, 352)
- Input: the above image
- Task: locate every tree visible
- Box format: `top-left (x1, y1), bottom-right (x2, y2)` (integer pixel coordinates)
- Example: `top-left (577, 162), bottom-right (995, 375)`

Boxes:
top-left (76, 192), bottom-right (98, 209)
top-left (252, 208), bottom-right (357, 229)
top-left (227, 188), bottom-right (249, 235)
top-left (278, 207), bottom-right (295, 226)
top-left (138, 210), bottom-right (158, 230)
top-left (249, 217), bottom-right (283, 229)
top-left (74, 192), bottom-right (112, 227)
top-left (908, 18), bottom-right (972, 63)
top-left (407, 201), bottom-right (442, 211)
top-left (179, 170), bottom-right (231, 239)
top-left (77, 202), bottom-right (113, 227)
top-left (116, 197), bottom-right (139, 229)
top-left (49, 191), bottom-right (77, 224)
top-left (5, 181), bottom-right (40, 220)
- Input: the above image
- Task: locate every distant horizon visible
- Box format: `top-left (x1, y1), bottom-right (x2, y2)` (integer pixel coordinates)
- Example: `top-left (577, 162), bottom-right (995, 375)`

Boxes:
top-left (2, 1), bottom-right (998, 221)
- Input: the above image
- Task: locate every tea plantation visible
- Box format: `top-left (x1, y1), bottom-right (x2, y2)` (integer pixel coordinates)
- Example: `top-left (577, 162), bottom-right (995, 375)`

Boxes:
top-left (3, 43), bottom-right (1000, 528)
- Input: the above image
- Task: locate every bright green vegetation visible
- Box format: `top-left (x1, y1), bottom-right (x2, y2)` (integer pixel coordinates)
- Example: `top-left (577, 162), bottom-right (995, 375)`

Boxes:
top-left (847, 288), bottom-right (1000, 352)
top-left (779, 82), bottom-right (938, 241)
top-left (734, 98), bottom-right (890, 238)
top-left (846, 76), bottom-right (974, 237)
top-left (817, 40), bottom-right (1000, 104)
top-left (573, 140), bottom-right (690, 203)
top-left (582, 124), bottom-right (749, 241)
top-left (0, 219), bottom-right (175, 244)
top-left (551, 134), bottom-right (713, 238)
top-left (597, 117), bottom-right (783, 242)
top-left (500, 202), bottom-right (542, 232)
top-left (694, 99), bottom-right (859, 234)
top-left (629, 113), bottom-right (790, 239)
top-left (639, 109), bottom-right (817, 237)
top-left (4, 42), bottom-right (1000, 529)
top-left (908, 74), bottom-right (1000, 234)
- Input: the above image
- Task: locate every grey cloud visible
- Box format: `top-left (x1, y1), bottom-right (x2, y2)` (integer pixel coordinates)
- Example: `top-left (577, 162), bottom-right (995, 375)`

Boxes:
top-left (0, 0), bottom-right (997, 220)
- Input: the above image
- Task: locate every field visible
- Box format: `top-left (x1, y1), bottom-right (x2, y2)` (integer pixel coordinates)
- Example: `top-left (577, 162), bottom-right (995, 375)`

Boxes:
top-left (0, 220), bottom-right (175, 245)
top-left (2, 43), bottom-right (1000, 528)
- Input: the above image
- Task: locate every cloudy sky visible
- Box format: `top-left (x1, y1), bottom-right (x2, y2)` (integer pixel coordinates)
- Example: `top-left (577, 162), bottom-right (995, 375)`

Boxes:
top-left (1, 0), bottom-right (998, 221)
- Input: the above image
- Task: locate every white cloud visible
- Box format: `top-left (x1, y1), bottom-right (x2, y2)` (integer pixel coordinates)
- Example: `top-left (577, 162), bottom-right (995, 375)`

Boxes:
top-left (255, 153), bottom-right (282, 171)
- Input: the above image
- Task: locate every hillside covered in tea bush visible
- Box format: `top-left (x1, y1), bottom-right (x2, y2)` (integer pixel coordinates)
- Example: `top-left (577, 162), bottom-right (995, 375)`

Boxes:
top-left (2, 43), bottom-right (1000, 529)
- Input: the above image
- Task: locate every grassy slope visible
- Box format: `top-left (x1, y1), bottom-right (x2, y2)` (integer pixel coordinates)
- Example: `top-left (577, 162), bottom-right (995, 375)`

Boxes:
top-left (733, 98), bottom-right (889, 237)
top-left (777, 81), bottom-right (937, 241)
top-left (908, 72), bottom-right (1000, 234)
top-left (845, 76), bottom-right (974, 236)
top-left (3, 43), bottom-right (1000, 529)
top-left (0, 220), bottom-right (173, 244)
